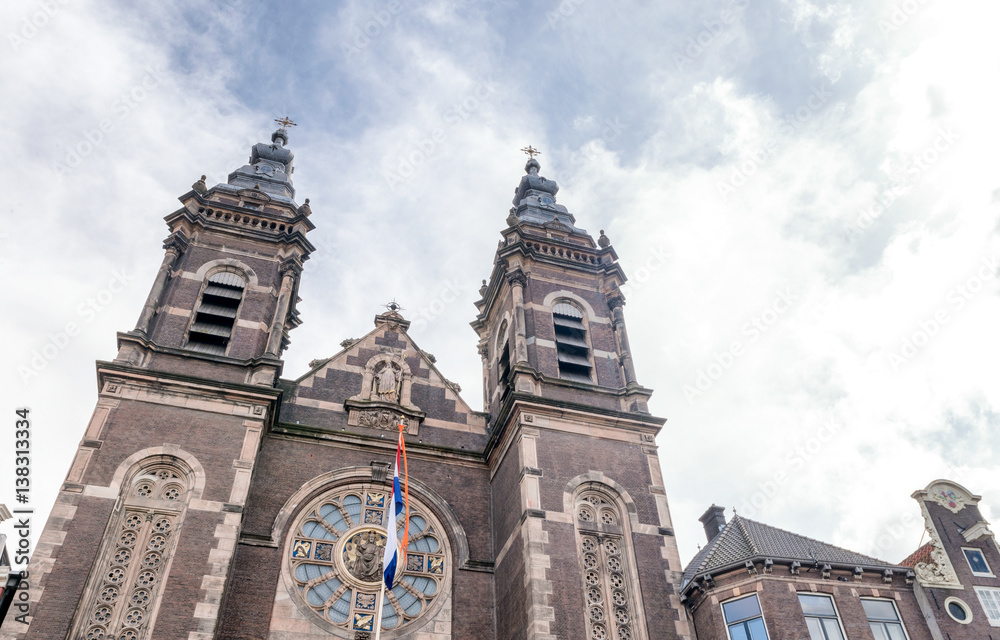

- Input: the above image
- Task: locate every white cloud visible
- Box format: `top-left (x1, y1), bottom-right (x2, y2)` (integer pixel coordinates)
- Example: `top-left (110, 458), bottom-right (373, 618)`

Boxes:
top-left (1, 0), bottom-right (997, 573)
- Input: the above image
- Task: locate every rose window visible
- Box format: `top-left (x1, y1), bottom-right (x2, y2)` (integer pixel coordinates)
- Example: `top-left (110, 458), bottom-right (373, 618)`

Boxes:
top-left (287, 483), bottom-right (449, 637)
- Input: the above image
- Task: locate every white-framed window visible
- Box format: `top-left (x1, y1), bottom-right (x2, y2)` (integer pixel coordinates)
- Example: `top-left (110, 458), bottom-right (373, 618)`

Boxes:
top-left (722, 593), bottom-right (770, 640)
top-left (797, 593), bottom-right (846, 640)
top-left (943, 596), bottom-right (973, 624)
top-left (862, 598), bottom-right (910, 640)
top-left (963, 547), bottom-right (994, 577)
top-left (975, 586), bottom-right (1000, 627)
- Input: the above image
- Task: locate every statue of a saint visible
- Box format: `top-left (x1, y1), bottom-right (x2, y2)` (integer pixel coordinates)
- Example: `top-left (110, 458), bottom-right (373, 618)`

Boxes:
top-left (352, 531), bottom-right (383, 582)
top-left (375, 364), bottom-right (400, 402)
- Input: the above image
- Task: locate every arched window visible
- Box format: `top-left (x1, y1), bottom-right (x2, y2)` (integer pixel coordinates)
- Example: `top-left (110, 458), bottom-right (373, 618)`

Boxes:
top-left (553, 301), bottom-right (593, 382)
top-left (286, 482), bottom-right (450, 637)
top-left (73, 461), bottom-right (194, 640)
top-left (575, 488), bottom-right (644, 640)
top-left (186, 271), bottom-right (246, 355)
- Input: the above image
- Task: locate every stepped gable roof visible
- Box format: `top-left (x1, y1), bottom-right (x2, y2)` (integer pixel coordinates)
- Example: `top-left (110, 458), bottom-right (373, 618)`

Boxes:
top-left (682, 514), bottom-right (894, 587)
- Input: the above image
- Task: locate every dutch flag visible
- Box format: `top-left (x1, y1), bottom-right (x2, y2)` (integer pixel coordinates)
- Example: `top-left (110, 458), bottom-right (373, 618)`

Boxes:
top-left (382, 427), bottom-right (408, 590)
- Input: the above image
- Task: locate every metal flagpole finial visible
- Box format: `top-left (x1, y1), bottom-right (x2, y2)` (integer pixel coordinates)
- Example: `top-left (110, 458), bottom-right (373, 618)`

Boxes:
top-left (274, 116), bottom-right (298, 129)
top-left (520, 145), bottom-right (540, 159)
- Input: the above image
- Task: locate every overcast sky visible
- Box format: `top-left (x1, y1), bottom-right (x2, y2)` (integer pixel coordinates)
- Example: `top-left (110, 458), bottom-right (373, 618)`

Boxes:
top-left (2, 0), bottom-right (998, 569)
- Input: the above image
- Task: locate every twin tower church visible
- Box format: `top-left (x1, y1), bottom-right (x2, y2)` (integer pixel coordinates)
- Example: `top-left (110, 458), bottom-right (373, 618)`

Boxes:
top-left (7, 124), bottom-right (689, 640)
top-left (9, 124), bottom-right (1000, 640)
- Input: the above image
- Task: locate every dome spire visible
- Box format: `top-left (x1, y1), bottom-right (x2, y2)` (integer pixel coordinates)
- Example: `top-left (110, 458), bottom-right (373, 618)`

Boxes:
top-left (222, 119), bottom-right (298, 199)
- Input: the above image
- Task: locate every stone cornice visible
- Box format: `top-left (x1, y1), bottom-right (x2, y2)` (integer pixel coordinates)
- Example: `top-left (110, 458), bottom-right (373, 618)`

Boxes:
top-left (483, 392), bottom-right (664, 465)
top-left (115, 331), bottom-right (284, 377)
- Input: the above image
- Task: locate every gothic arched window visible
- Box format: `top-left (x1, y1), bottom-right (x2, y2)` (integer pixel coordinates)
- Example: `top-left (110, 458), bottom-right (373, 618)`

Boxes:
top-left (186, 270), bottom-right (246, 355)
top-left (575, 488), bottom-right (645, 640)
top-left (286, 482), bottom-right (450, 638)
top-left (73, 461), bottom-right (194, 640)
top-left (552, 301), bottom-right (593, 382)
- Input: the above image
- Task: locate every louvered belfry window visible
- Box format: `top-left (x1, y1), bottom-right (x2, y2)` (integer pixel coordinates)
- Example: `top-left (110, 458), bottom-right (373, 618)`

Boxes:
top-left (552, 302), bottom-right (593, 382)
top-left (497, 321), bottom-right (512, 404)
top-left (187, 271), bottom-right (245, 355)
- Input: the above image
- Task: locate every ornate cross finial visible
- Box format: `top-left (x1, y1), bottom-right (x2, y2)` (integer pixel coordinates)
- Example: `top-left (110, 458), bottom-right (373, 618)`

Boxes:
top-left (385, 299), bottom-right (404, 313)
top-left (274, 116), bottom-right (297, 129)
top-left (520, 145), bottom-right (540, 159)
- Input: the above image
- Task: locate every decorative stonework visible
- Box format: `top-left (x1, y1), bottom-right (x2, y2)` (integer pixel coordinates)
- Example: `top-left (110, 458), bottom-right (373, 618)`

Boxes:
top-left (912, 484), bottom-right (963, 589)
top-left (285, 483), bottom-right (449, 637)
top-left (345, 354), bottom-right (424, 434)
top-left (357, 410), bottom-right (408, 431)
top-left (71, 463), bottom-right (193, 639)
top-left (912, 517), bottom-right (960, 588)
top-left (575, 489), bottom-right (643, 640)
top-left (929, 485), bottom-right (972, 513)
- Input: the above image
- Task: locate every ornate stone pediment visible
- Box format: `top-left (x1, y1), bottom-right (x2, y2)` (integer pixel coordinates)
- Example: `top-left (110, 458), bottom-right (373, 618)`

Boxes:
top-left (910, 479), bottom-right (978, 589)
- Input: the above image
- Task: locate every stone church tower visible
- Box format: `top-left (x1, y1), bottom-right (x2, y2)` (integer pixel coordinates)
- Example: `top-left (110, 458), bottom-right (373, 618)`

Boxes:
top-left (5, 129), bottom-right (691, 640)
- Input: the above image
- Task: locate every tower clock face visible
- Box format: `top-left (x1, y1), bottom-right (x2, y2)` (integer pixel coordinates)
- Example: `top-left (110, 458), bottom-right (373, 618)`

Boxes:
top-left (255, 163), bottom-right (275, 176)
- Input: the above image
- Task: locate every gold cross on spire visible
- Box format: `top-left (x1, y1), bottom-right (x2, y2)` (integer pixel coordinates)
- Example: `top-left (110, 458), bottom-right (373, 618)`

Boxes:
top-left (274, 116), bottom-right (297, 129)
top-left (521, 145), bottom-right (541, 159)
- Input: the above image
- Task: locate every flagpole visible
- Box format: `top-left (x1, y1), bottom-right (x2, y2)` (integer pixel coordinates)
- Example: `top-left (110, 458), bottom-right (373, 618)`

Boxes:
top-left (372, 582), bottom-right (386, 640)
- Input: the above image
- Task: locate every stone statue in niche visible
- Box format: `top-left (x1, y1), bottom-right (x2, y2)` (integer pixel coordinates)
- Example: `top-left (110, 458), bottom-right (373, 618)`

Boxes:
top-left (373, 362), bottom-right (401, 403)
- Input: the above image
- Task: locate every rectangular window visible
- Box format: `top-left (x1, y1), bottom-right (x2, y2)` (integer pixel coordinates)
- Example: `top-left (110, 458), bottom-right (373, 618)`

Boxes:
top-left (722, 594), bottom-right (770, 640)
top-left (964, 547), bottom-right (994, 576)
top-left (862, 599), bottom-right (910, 640)
top-left (975, 587), bottom-right (1000, 626)
top-left (798, 594), bottom-right (845, 640)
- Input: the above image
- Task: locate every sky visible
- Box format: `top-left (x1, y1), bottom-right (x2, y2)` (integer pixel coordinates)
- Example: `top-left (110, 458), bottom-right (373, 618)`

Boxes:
top-left (1, 0), bottom-right (999, 572)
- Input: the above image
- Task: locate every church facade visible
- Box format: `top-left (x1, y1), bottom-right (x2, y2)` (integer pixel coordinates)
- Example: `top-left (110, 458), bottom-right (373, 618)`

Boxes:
top-left (4, 127), bottom-right (691, 640)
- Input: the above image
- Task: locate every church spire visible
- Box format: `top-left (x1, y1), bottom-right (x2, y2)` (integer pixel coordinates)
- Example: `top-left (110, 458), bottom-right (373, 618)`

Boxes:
top-left (509, 154), bottom-right (589, 236)
top-left (225, 119), bottom-right (298, 200)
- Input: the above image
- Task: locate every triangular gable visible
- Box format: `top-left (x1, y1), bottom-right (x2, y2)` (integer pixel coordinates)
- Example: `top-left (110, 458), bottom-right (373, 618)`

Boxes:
top-left (281, 312), bottom-right (486, 440)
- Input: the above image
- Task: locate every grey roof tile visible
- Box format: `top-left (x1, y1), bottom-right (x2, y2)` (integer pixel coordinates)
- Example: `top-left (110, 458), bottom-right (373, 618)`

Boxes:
top-left (682, 515), bottom-right (893, 586)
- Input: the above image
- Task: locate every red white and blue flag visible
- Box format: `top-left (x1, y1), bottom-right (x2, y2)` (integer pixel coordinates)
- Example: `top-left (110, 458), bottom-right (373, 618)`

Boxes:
top-left (382, 424), bottom-right (409, 590)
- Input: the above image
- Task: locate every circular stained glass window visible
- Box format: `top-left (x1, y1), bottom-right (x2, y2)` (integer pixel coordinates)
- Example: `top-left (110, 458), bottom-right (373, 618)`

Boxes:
top-left (286, 483), bottom-right (449, 637)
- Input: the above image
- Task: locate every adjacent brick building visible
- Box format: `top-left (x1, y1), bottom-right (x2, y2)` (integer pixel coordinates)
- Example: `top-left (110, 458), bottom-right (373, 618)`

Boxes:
top-left (682, 479), bottom-right (1000, 640)
top-left (3, 128), bottom-right (691, 639)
